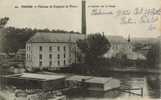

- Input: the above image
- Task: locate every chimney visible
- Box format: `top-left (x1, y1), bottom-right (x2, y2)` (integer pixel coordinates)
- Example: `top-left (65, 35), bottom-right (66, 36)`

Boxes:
top-left (81, 0), bottom-right (86, 34)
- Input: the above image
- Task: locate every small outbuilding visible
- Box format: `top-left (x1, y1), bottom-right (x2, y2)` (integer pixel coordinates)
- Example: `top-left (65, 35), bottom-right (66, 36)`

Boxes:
top-left (85, 77), bottom-right (121, 91)
top-left (66, 75), bottom-right (121, 92)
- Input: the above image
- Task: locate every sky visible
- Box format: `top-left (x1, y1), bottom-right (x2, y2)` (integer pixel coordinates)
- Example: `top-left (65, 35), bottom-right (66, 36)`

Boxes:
top-left (0, 0), bottom-right (161, 38)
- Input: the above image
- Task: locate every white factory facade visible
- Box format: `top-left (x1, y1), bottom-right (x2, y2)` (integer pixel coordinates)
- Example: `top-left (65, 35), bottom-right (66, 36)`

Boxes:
top-left (26, 33), bottom-right (85, 70)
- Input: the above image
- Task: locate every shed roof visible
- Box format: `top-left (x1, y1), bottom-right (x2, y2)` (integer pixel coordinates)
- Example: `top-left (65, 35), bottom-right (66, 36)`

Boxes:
top-left (19, 73), bottom-right (66, 81)
top-left (85, 77), bottom-right (113, 84)
top-left (66, 75), bottom-right (92, 82)
top-left (27, 32), bottom-right (85, 43)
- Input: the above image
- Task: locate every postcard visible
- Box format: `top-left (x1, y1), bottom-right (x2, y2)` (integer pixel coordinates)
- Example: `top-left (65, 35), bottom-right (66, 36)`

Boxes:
top-left (0, 0), bottom-right (160, 100)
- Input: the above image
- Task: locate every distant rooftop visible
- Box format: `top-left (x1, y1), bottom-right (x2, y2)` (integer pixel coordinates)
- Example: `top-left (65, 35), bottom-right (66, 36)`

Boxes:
top-left (27, 32), bottom-right (85, 43)
top-left (0, 52), bottom-right (7, 56)
top-left (16, 49), bottom-right (25, 54)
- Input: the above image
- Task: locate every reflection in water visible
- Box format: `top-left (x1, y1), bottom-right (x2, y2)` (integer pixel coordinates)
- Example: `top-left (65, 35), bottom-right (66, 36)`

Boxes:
top-left (147, 74), bottom-right (161, 98)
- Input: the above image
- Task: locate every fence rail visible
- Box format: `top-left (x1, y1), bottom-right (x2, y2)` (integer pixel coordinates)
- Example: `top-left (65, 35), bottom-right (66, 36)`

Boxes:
top-left (118, 88), bottom-right (143, 97)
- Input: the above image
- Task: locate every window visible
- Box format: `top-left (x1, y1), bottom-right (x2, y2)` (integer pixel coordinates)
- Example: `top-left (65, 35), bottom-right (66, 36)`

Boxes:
top-left (26, 54), bottom-right (29, 60)
top-left (64, 46), bottom-right (66, 51)
top-left (57, 54), bottom-right (60, 59)
top-left (58, 61), bottom-right (60, 66)
top-left (39, 54), bottom-right (42, 59)
top-left (57, 46), bottom-right (60, 51)
top-left (78, 57), bottom-right (81, 62)
top-left (49, 61), bottom-right (52, 66)
top-left (40, 46), bottom-right (42, 51)
top-left (64, 54), bottom-right (66, 58)
top-left (69, 59), bottom-right (71, 64)
top-left (64, 60), bottom-right (66, 65)
top-left (49, 54), bottom-right (52, 59)
top-left (49, 46), bottom-right (52, 52)
top-left (28, 54), bottom-right (30, 61)
top-left (39, 61), bottom-right (42, 66)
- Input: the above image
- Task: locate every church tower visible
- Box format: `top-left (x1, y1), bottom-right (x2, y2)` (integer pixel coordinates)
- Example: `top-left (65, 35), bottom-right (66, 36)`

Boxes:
top-left (81, 0), bottom-right (86, 34)
top-left (127, 34), bottom-right (132, 51)
top-left (128, 34), bottom-right (131, 43)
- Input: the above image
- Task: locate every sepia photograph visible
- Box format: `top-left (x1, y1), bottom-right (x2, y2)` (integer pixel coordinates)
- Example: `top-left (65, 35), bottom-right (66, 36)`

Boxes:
top-left (0, 0), bottom-right (161, 100)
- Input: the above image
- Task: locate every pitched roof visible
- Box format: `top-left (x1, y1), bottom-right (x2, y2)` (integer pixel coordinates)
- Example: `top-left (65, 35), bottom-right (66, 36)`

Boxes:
top-left (27, 32), bottom-right (85, 43)
top-left (85, 77), bottom-right (112, 84)
top-left (66, 75), bottom-right (92, 82)
top-left (20, 73), bottom-right (65, 81)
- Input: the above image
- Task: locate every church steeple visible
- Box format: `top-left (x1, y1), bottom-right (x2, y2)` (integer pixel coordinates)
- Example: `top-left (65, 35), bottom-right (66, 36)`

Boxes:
top-left (128, 34), bottom-right (131, 43)
top-left (81, 0), bottom-right (86, 34)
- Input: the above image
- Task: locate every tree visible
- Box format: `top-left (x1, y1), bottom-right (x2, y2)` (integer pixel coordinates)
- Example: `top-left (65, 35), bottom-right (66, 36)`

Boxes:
top-left (0, 17), bottom-right (9, 28)
top-left (77, 33), bottom-right (111, 66)
top-left (146, 43), bottom-right (160, 69)
top-left (1, 27), bottom-right (35, 53)
top-left (114, 51), bottom-right (128, 67)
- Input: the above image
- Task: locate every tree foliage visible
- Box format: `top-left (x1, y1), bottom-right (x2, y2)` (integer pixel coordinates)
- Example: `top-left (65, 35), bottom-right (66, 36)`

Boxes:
top-left (77, 33), bottom-right (111, 65)
top-left (1, 27), bottom-right (35, 53)
top-left (146, 42), bottom-right (160, 68)
top-left (0, 17), bottom-right (9, 28)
